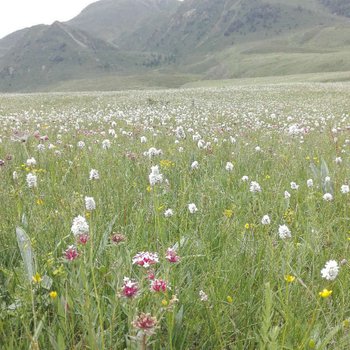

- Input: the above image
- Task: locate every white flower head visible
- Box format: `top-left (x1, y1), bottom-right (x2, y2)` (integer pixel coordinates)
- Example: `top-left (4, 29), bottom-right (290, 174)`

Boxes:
top-left (199, 290), bottom-right (208, 302)
top-left (278, 225), bottom-right (291, 239)
top-left (341, 185), bottom-right (349, 194)
top-left (250, 181), bottom-right (261, 193)
top-left (335, 157), bottom-right (342, 164)
top-left (26, 173), bottom-right (37, 188)
top-left (284, 191), bottom-right (291, 199)
top-left (241, 175), bottom-right (249, 182)
top-left (323, 193), bottom-right (333, 201)
top-left (225, 162), bottom-right (234, 172)
top-left (77, 141), bottom-right (85, 149)
top-left (140, 136), bottom-right (147, 143)
top-left (261, 215), bottom-right (271, 225)
top-left (102, 139), bottom-right (111, 149)
top-left (188, 203), bottom-right (198, 214)
top-left (321, 260), bottom-right (339, 281)
top-left (89, 169), bottom-right (99, 180)
top-left (307, 179), bottom-right (313, 188)
top-left (290, 182), bottom-right (299, 190)
top-left (149, 165), bottom-right (163, 186)
top-left (71, 215), bottom-right (89, 237)
top-left (85, 196), bottom-right (96, 211)
top-left (26, 157), bottom-right (36, 167)
top-left (164, 208), bottom-right (174, 218)
top-left (191, 161), bottom-right (199, 170)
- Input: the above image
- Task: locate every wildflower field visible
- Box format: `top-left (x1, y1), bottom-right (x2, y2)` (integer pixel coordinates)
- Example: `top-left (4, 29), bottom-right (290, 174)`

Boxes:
top-left (1, 82), bottom-right (350, 349)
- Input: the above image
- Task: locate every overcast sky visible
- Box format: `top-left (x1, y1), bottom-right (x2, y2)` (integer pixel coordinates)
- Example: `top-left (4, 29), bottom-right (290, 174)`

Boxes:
top-left (0, 0), bottom-right (97, 39)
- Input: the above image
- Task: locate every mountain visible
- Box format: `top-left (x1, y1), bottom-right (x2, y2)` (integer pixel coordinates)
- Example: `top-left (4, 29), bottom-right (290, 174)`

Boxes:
top-left (0, 0), bottom-right (350, 92)
top-left (68, 0), bottom-right (179, 47)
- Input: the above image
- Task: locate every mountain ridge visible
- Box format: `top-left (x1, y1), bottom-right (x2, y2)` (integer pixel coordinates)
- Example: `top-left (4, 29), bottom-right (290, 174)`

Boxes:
top-left (0, 0), bottom-right (350, 92)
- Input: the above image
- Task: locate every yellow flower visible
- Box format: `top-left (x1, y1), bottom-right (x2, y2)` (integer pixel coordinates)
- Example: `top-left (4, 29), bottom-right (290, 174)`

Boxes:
top-left (36, 198), bottom-right (44, 205)
top-left (308, 339), bottom-right (316, 349)
top-left (284, 275), bottom-right (296, 283)
top-left (146, 185), bottom-right (152, 193)
top-left (49, 291), bottom-right (58, 299)
top-left (343, 319), bottom-right (350, 328)
top-left (160, 159), bottom-right (174, 168)
top-left (226, 296), bottom-right (233, 303)
top-left (85, 212), bottom-right (91, 219)
top-left (53, 264), bottom-right (65, 276)
top-left (319, 289), bottom-right (332, 298)
top-left (224, 209), bottom-right (233, 218)
top-left (32, 272), bottom-right (42, 284)
top-left (265, 175), bottom-right (270, 180)
top-left (161, 299), bottom-right (168, 306)
top-left (244, 223), bottom-right (250, 229)
top-left (305, 156), bottom-right (310, 161)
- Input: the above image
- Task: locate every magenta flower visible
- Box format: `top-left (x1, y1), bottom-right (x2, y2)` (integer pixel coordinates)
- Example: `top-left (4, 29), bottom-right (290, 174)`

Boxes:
top-left (121, 277), bottom-right (139, 298)
top-left (132, 252), bottom-right (159, 268)
top-left (150, 279), bottom-right (169, 293)
top-left (165, 248), bottom-right (180, 263)
top-left (64, 245), bottom-right (79, 261)
top-left (76, 233), bottom-right (89, 245)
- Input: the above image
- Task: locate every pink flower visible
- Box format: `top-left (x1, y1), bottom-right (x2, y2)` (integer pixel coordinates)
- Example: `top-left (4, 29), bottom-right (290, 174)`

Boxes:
top-left (64, 245), bottom-right (79, 261)
top-left (121, 277), bottom-right (139, 298)
top-left (165, 248), bottom-right (180, 263)
top-left (76, 233), bottom-right (89, 245)
top-left (132, 313), bottom-right (157, 335)
top-left (132, 252), bottom-right (159, 268)
top-left (150, 279), bottom-right (169, 293)
top-left (111, 232), bottom-right (126, 244)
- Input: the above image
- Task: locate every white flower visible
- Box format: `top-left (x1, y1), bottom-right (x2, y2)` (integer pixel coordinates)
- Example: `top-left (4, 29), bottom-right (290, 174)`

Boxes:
top-left (335, 157), bottom-right (342, 164)
top-left (255, 146), bottom-right (261, 152)
top-left (341, 185), bottom-right (349, 194)
top-left (325, 176), bottom-right (331, 183)
top-left (178, 147), bottom-right (184, 153)
top-left (321, 260), bottom-right (339, 281)
top-left (102, 139), bottom-right (111, 149)
top-left (89, 169), bottom-right (100, 180)
top-left (77, 141), bottom-right (85, 149)
top-left (290, 182), bottom-right (299, 190)
top-left (199, 290), bottom-right (208, 302)
top-left (188, 203), bottom-right (198, 214)
top-left (144, 147), bottom-right (162, 158)
top-left (278, 225), bottom-right (291, 239)
top-left (140, 136), bottom-right (147, 143)
top-left (175, 126), bottom-right (186, 139)
top-left (85, 196), bottom-right (96, 211)
top-left (26, 157), bottom-right (36, 167)
top-left (250, 181), bottom-right (261, 193)
top-left (261, 215), bottom-right (271, 225)
top-left (323, 193), bottom-right (333, 201)
top-left (71, 215), bottom-right (89, 237)
top-left (26, 173), bottom-right (37, 188)
top-left (284, 191), bottom-right (291, 199)
top-left (37, 144), bottom-right (45, 152)
top-left (191, 161), bottom-right (199, 170)
top-left (241, 175), bottom-right (249, 182)
top-left (307, 179), bottom-right (313, 188)
top-left (164, 208), bottom-right (174, 218)
top-left (149, 165), bottom-right (163, 186)
top-left (225, 162), bottom-right (234, 172)
top-left (13, 171), bottom-right (18, 180)
top-left (197, 140), bottom-right (205, 149)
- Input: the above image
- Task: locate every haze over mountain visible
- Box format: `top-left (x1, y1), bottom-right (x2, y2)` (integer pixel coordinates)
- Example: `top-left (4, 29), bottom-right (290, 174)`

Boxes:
top-left (0, 0), bottom-right (350, 92)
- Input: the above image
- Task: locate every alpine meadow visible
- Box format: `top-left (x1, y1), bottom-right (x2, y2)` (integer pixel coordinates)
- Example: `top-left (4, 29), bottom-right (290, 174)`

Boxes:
top-left (1, 0), bottom-right (350, 350)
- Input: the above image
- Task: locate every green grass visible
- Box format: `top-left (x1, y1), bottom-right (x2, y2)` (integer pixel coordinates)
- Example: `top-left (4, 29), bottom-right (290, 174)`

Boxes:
top-left (1, 83), bottom-right (350, 349)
